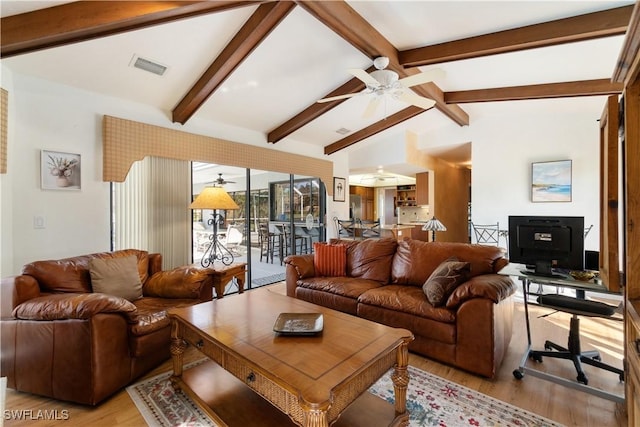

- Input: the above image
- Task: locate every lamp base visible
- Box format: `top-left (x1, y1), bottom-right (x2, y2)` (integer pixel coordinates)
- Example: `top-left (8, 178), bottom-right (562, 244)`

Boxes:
top-left (200, 211), bottom-right (234, 267)
top-left (201, 236), bottom-right (234, 267)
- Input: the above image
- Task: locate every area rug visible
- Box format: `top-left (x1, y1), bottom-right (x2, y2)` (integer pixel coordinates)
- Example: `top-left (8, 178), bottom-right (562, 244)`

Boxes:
top-left (127, 362), bottom-right (563, 427)
top-left (369, 365), bottom-right (563, 427)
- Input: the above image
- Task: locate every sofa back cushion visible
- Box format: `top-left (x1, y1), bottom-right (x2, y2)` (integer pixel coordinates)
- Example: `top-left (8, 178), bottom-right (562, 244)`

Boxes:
top-left (143, 266), bottom-right (213, 299)
top-left (391, 239), bottom-right (506, 287)
top-left (331, 238), bottom-right (397, 284)
top-left (23, 249), bottom-right (150, 293)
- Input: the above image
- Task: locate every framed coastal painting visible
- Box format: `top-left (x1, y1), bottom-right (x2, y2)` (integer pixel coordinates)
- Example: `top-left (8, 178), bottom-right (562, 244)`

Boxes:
top-left (41, 150), bottom-right (81, 190)
top-left (531, 160), bottom-right (571, 202)
top-left (333, 177), bottom-right (346, 202)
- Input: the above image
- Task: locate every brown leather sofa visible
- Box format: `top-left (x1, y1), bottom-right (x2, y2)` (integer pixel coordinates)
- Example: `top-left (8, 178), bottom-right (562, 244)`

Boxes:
top-left (0, 249), bottom-right (215, 405)
top-left (285, 238), bottom-right (517, 378)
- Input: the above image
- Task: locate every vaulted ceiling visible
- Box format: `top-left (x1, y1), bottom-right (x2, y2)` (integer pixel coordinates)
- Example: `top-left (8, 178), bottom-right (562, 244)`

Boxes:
top-left (0, 1), bottom-right (633, 174)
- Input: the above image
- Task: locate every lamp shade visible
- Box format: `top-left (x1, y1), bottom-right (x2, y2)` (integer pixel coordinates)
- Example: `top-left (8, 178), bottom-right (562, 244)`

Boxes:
top-left (189, 186), bottom-right (239, 210)
top-left (422, 217), bottom-right (447, 232)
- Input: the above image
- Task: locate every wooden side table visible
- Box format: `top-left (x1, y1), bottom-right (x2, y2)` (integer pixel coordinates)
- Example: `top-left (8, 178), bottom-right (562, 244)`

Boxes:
top-left (207, 262), bottom-right (247, 299)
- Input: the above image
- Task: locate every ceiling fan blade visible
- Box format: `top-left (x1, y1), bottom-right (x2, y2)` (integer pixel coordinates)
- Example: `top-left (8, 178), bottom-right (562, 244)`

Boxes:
top-left (398, 69), bottom-right (445, 88)
top-left (396, 91), bottom-right (436, 110)
top-left (349, 68), bottom-right (380, 87)
top-left (317, 93), bottom-right (358, 103)
top-left (363, 97), bottom-right (382, 119)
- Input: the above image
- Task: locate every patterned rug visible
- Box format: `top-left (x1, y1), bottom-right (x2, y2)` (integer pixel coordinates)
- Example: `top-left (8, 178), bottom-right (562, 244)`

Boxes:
top-left (127, 362), bottom-right (564, 427)
top-left (370, 365), bottom-right (563, 427)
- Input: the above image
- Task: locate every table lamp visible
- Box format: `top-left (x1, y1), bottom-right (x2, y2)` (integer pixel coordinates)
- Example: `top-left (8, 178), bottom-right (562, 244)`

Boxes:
top-left (422, 217), bottom-right (447, 241)
top-left (190, 186), bottom-right (239, 267)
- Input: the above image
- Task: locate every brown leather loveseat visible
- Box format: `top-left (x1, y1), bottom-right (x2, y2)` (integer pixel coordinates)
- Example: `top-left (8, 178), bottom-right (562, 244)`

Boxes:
top-left (1, 249), bottom-right (215, 405)
top-left (285, 238), bottom-right (517, 378)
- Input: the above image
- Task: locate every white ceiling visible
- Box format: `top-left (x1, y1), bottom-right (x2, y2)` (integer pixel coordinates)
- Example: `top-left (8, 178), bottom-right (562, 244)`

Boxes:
top-left (0, 1), bottom-right (633, 179)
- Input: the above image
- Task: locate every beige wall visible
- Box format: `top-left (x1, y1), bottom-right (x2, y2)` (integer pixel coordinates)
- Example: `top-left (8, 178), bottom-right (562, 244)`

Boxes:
top-left (405, 134), bottom-right (470, 243)
top-left (433, 162), bottom-right (470, 243)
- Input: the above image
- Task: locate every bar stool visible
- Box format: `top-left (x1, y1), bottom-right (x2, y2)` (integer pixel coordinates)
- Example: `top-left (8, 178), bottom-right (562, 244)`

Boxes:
top-left (294, 225), bottom-right (313, 254)
top-left (258, 223), bottom-right (278, 263)
top-left (280, 224), bottom-right (307, 259)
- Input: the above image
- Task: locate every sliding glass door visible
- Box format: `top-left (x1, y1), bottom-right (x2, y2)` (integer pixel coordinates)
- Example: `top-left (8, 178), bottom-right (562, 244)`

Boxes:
top-left (191, 164), bottom-right (325, 296)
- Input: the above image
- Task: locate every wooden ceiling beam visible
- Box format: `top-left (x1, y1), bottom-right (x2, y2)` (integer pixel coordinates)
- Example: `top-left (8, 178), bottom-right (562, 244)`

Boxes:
top-left (1, 1), bottom-right (260, 58)
top-left (172, 1), bottom-right (295, 125)
top-left (445, 79), bottom-right (623, 104)
top-left (324, 107), bottom-right (426, 155)
top-left (267, 70), bottom-right (372, 143)
top-left (296, 0), bottom-right (398, 61)
top-left (267, 0), bottom-right (468, 146)
top-left (400, 5), bottom-right (634, 67)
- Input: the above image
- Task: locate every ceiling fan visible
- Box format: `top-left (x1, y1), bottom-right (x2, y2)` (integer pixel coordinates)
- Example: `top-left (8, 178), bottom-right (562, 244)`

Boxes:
top-left (213, 173), bottom-right (235, 186)
top-left (318, 56), bottom-right (444, 118)
top-left (359, 167), bottom-right (397, 183)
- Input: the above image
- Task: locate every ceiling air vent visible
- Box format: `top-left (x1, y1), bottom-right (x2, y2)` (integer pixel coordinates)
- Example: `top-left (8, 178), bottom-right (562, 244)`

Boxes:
top-left (129, 55), bottom-right (168, 76)
top-left (335, 127), bottom-right (351, 135)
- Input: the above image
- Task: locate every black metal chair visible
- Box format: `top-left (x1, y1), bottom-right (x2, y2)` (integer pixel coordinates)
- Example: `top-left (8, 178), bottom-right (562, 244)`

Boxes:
top-left (333, 217), bottom-right (355, 239)
top-left (470, 221), bottom-right (500, 245)
top-left (361, 219), bottom-right (381, 239)
top-left (530, 293), bottom-right (624, 385)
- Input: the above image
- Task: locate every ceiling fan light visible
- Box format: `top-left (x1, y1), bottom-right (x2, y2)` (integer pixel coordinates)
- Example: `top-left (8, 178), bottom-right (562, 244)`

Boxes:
top-left (373, 56), bottom-right (390, 70)
top-left (370, 70), bottom-right (398, 88)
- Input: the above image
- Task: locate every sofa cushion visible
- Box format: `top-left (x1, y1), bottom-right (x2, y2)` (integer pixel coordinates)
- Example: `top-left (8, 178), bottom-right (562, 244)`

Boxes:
top-left (422, 258), bottom-right (471, 307)
top-left (358, 285), bottom-right (456, 324)
top-left (12, 293), bottom-right (136, 320)
top-left (22, 249), bottom-right (149, 294)
top-left (313, 242), bottom-right (347, 277)
top-left (331, 238), bottom-right (397, 284)
top-left (297, 276), bottom-right (382, 300)
top-left (143, 266), bottom-right (210, 299)
top-left (391, 239), bottom-right (505, 286)
top-left (89, 256), bottom-right (143, 301)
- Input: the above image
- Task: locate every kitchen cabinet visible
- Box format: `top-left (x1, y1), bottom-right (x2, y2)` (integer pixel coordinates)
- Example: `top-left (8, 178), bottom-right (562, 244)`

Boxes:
top-left (349, 185), bottom-right (375, 221)
top-left (396, 185), bottom-right (416, 208)
top-left (415, 172), bottom-right (429, 206)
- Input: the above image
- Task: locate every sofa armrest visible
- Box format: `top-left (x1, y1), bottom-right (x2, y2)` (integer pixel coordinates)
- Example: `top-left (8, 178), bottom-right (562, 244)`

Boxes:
top-left (12, 293), bottom-right (136, 321)
top-left (445, 274), bottom-right (516, 309)
top-left (1, 275), bottom-right (42, 318)
top-left (284, 254), bottom-right (315, 297)
top-left (148, 253), bottom-right (163, 276)
top-left (143, 266), bottom-right (213, 301)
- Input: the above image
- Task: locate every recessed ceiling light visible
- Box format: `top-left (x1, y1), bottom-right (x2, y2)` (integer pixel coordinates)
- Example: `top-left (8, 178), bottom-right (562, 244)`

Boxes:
top-left (335, 127), bottom-right (351, 135)
top-left (129, 54), bottom-right (168, 76)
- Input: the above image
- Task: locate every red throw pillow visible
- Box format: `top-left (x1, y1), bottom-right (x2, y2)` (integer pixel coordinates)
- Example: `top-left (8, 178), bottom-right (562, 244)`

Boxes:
top-left (313, 242), bottom-right (347, 277)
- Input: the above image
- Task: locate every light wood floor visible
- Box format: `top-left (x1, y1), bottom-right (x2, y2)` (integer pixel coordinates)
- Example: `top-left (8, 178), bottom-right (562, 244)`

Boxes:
top-left (4, 283), bottom-right (627, 427)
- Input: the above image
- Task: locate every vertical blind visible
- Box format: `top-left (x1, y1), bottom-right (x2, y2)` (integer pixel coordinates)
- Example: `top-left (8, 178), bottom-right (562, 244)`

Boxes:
top-left (113, 156), bottom-right (191, 269)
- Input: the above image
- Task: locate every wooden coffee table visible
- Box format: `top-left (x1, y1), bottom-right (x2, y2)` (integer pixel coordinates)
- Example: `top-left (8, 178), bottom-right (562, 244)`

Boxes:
top-left (168, 288), bottom-right (414, 427)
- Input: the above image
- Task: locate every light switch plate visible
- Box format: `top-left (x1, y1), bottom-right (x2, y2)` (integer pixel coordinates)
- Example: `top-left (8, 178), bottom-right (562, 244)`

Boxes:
top-left (33, 216), bottom-right (45, 229)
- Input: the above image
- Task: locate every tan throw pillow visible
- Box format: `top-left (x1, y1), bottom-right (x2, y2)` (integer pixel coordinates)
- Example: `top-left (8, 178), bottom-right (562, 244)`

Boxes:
top-left (313, 242), bottom-right (347, 277)
top-left (89, 255), bottom-right (143, 301)
top-left (423, 258), bottom-right (471, 307)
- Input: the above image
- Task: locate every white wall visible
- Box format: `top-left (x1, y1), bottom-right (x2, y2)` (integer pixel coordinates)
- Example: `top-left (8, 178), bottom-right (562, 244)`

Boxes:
top-left (0, 70), bottom-right (346, 275)
top-left (345, 97), bottom-right (606, 252)
top-left (434, 98), bottom-right (604, 251)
